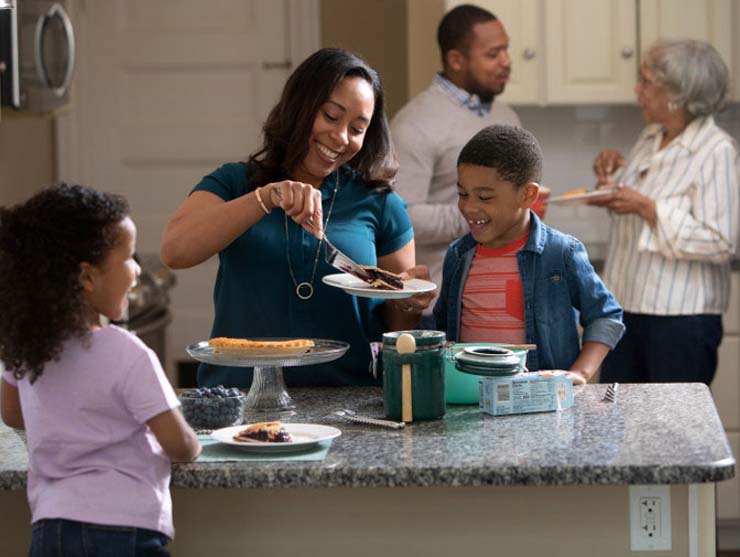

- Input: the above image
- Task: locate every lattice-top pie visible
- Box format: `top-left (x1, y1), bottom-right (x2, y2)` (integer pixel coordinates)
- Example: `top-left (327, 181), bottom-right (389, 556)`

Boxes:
top-left (233, 421), bottom-right (292, 443)
top-left (208, 337), bottom-right (315, 355)
top-left (358, 265), bottom-right (404, 290)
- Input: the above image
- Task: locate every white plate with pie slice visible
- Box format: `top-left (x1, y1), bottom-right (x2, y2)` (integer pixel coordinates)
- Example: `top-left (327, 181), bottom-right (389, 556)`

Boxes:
top-left (210, 423), bottom-right (342, 453)
top-left (322, 273), bottom-right (437, 299)
top-left (548, 188), bottom-right (618, 206)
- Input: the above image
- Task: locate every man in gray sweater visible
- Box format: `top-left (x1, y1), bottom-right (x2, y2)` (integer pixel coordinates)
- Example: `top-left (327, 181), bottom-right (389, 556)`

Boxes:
top-left (391, 4), bottom-right (520, 326)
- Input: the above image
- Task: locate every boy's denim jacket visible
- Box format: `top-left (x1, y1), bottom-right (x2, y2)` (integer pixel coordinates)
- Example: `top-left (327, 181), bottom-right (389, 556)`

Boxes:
top-left (433, 212), bottom-right (625, 371)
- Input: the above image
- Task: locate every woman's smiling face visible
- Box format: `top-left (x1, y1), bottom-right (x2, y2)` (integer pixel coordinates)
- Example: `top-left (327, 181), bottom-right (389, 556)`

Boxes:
top-left (457, 163), bottom-right (537, 248)
top-left (293, 76), bottom-right (375, 187)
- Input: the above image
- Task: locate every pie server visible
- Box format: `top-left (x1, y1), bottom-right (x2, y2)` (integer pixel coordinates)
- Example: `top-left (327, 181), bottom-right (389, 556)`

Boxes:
top-left (271, 187), bottom-right (373, 282)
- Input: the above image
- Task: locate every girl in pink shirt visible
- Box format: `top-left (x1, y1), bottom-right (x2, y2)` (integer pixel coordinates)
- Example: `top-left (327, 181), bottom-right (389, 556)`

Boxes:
top-left (0, 183), bottom-right (201, 556)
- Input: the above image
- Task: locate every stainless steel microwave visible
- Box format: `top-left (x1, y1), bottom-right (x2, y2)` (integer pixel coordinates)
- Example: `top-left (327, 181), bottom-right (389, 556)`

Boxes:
top-left (0, 0), bottom-right (75, 112)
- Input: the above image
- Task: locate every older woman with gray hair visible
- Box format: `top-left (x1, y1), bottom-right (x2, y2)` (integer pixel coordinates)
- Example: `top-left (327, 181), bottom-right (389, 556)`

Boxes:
top-left (588, 39), bottom-right (739, 385)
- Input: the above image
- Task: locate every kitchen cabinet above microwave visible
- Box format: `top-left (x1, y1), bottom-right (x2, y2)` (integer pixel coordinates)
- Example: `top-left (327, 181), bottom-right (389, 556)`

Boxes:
top-left (447, 0), bottom-right (738, 106)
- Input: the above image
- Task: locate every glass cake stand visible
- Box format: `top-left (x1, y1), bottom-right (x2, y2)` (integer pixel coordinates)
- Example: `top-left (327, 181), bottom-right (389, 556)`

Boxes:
top-left (186, 338), bottom-right (350, 419)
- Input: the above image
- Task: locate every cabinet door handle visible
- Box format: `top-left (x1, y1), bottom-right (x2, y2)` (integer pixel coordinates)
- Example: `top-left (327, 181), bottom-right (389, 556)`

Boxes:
top-left (621, 47), bottom-right (634, 59)
top-left (523, 48), bottom-right (536, 60)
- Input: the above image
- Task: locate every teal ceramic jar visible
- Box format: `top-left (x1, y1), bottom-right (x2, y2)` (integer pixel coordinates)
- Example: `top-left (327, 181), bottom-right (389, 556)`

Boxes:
top-left (382, 330), bottom-right (446, 421)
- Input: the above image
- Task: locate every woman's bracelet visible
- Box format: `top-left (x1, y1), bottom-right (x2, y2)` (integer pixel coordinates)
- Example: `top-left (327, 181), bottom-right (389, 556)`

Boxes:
top-left (255, 187), bottom-right (271, 215)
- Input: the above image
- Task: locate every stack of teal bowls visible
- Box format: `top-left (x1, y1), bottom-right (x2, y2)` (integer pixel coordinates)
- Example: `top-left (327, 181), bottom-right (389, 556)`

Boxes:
top-left (445, 344), bottom-right (528, 404)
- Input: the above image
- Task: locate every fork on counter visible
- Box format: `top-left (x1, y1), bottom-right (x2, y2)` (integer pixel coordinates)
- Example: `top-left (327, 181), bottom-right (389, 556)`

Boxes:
top-left (335, 409), bottom-right (405, 429)
top-left (603, 382), bottom-right (619, 403)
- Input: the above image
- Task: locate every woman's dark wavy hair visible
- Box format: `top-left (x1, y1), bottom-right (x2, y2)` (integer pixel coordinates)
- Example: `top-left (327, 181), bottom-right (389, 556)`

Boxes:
top-left (0, 183), bottom-right (129, 383)
top-left (247, 47), bottom-right (398, 192)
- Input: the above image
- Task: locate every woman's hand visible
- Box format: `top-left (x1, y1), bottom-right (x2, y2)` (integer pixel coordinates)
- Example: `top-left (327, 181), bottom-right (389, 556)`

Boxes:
top-left (394, 265), bottom-right (436, 315)
top-left (587, 183), bottom-right (657, 227)
top-left (267, 180), bottom-right (324, 239)
top-left (593, 149), bottom-right (625, 184)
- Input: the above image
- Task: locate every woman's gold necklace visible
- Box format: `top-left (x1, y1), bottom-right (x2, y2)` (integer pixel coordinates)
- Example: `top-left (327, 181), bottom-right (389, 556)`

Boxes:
top-left (284, 172), bottom-right (340, 300)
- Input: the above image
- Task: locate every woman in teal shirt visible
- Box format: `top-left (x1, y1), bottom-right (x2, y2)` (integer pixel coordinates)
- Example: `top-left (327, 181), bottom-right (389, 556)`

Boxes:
top-left (161, 48), bottom-right (433, 387)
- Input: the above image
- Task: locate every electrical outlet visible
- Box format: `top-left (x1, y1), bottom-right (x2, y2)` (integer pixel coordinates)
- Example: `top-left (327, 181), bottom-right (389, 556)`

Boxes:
top-left (629, 485), bottom-right (671, 551)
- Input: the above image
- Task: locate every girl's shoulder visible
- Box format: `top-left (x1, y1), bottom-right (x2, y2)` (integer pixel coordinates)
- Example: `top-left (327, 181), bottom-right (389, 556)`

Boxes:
top-left (97, 325), bottom-right (152, 355)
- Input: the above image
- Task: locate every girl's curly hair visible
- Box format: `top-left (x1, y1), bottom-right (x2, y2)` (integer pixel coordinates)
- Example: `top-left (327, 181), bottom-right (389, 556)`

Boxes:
top-left (0, 183), bottom-right (129, 383)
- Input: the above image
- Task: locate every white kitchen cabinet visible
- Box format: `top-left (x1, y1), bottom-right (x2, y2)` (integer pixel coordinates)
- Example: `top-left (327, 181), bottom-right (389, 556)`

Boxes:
top-left (477, 0), bottom-right (541, 104)
top-left (446, 0), bottom-right (737, 105)
top-left (639, 0), bottom-right (736, 101)
top-left (443, 0), bottom-right (542, 104)
top-left (714, 271), bottom-right (740, 522)
top-left (544, 0), bottom-right (637, 104)
top-left (448, 0), bottom-right (637, 105)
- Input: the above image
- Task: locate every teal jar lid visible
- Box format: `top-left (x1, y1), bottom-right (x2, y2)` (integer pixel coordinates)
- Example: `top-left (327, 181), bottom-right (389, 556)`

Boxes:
top-left (382, 330), bottom-right (446, 348)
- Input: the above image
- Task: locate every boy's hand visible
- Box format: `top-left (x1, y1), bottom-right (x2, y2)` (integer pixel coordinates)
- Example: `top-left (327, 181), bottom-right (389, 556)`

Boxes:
top-left (538, 370), bottom-right (588, 385)
top-left (564, 371), bottom-right (588, 385)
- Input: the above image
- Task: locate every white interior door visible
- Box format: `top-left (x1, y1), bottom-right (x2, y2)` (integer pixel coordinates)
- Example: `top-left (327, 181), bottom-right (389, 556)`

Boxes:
top-left (56, 0), bottom-right (319, 381)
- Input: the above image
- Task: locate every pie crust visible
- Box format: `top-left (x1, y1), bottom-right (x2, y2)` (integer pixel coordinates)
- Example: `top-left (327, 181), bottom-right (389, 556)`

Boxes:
top-left (233, 421), bottom-right (293, 443)
top-left (208, 337), bottom-right (315, 355)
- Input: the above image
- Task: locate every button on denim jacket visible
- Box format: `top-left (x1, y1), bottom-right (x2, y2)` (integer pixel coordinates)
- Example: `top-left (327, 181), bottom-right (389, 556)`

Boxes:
top-left (433, 212), bottom-right (625, 370)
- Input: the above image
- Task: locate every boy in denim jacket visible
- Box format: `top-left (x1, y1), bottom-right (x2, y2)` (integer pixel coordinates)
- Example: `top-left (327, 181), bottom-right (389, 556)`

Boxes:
top-left (434, 125), bottom-right (625, 384)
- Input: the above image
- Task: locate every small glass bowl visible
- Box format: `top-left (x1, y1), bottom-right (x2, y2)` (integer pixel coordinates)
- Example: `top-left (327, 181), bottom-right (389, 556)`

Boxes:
top-left (179, 391), bottom-right (245, 430)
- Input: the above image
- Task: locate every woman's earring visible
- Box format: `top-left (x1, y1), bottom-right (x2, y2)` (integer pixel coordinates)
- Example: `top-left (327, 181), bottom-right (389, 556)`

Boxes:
top-left (667, 101), bottom-right (679, 112)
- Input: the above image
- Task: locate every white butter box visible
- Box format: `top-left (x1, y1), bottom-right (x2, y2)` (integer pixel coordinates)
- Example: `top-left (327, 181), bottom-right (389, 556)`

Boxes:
top-left (479, 371), bottom-right (574, 416)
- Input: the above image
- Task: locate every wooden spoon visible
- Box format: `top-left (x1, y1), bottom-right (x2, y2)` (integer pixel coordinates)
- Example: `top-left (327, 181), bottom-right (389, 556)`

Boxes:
top-left (397, 333), bottom-right (416, 423)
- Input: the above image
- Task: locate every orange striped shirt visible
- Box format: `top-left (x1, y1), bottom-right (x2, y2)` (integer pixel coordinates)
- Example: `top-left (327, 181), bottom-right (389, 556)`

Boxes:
top-left (459, 233), bottom-right (529, 344)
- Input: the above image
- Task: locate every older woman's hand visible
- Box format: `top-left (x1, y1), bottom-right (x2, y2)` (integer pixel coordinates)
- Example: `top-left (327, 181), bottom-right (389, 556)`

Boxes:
top-left (593, 149), bottom-right (625, 184)
top-left (267, 180), bottom-right (324, 239)
top-left (587, 183), bottom-right (657, 227)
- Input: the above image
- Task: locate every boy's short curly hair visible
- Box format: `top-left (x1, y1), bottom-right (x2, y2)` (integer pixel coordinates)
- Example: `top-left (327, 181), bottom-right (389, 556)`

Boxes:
top-left (458, 125), bottom-right (543, 187)
top-left (0, 183), bottom-right (129, 383)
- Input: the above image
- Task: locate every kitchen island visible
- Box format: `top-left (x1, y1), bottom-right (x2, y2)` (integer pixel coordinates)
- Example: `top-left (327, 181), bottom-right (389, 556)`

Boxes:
top-left (0, 383), bottom-right (733, 556)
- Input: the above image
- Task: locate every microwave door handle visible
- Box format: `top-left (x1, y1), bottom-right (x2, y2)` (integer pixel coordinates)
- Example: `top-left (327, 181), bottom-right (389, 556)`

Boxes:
top-left (33, 3), bottom-right (75, 97)
top-left (53, 3), bottom-right (75, 96)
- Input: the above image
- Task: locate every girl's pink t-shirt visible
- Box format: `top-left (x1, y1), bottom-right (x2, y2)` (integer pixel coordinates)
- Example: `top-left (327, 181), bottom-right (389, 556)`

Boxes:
top-left (2, 325), bottom-right (179, 539)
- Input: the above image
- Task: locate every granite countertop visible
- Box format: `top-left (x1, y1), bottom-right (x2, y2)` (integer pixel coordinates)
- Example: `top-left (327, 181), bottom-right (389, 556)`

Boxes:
top-left (0, 383), bottom-right (733, 490)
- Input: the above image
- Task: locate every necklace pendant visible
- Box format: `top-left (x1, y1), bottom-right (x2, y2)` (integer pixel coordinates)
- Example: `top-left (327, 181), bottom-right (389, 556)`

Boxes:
top-left (296, 282), bottom-right (314, 300)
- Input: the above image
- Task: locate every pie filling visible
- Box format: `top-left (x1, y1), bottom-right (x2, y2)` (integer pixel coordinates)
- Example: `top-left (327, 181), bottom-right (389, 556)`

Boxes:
top-left (358, 265), bottom-right (404, 290)
top-left (233, 421), bottom-right (293, 443)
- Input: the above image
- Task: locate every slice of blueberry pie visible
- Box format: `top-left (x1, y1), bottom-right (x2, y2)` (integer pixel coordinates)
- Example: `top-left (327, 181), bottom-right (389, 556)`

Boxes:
top-left (233, 421), bottom-right (293, 443)
top-left (358, 265), bottom-right (404, 290)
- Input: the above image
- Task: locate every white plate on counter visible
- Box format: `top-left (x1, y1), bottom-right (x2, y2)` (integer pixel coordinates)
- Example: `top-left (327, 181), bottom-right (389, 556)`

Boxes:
top-left (549, 188), bottom-right (617, 206)
top-left (210, 423), bottom-right (342, 453)
top-left (322, 273), bottom-right (436, 299)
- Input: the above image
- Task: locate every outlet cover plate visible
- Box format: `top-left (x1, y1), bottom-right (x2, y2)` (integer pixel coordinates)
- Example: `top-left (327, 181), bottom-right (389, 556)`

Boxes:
top-left (629, 485), bottom-right (672, 551)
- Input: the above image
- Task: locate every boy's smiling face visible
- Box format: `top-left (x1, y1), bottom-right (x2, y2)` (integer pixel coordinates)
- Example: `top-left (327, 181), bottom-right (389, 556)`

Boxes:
top-left (457, 163), bottom-right (539, 248)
